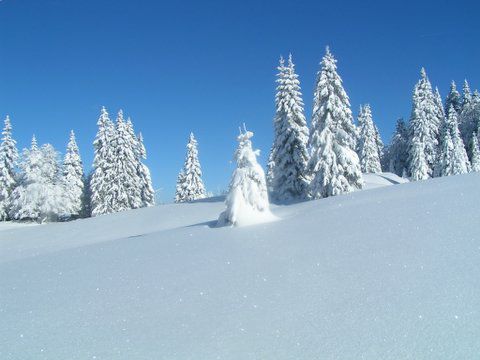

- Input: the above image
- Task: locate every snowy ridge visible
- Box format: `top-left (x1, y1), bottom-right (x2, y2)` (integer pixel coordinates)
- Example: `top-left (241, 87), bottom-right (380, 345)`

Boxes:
top-left (1, 173), bottom-right (479, 359)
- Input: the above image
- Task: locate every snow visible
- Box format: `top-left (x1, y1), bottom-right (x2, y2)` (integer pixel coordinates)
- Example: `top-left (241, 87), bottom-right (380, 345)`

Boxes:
top-left (1, 173), bottom-right (480, 359)
top-left (362, 172), bottom-right (408, 190)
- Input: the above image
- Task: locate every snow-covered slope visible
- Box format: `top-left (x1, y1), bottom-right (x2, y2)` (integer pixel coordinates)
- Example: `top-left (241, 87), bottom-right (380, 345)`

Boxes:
top-left (1, 173), bottom-right (479, 359)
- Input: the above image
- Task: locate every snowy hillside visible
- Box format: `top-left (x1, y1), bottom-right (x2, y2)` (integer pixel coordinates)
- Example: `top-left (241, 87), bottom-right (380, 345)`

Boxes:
top-left (1, 173), bottom-right (480, 359)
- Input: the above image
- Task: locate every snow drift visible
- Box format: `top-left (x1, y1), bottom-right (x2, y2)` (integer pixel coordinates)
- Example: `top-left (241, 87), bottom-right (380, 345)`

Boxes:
top-left (1, 173), bottom-right (479, 359)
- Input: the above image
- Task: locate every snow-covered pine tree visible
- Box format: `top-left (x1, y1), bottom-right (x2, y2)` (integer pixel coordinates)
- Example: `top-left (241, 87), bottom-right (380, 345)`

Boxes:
top-left (409, 136), bottom-right (429, 181)
top-left (90, 107), bottom-right (116, 216)
top-left (449, 106), bottom-right (470, 174)
top-left (461, 79), bottom-right (472, 111)
top-left (109, 110), bottom-right (142, 212)
top-left (470, 134), bottom-right (480, 172)
top-left (136, 132), bottom-right (155, 207)
top-left (9, 138), bottom-right (67, 222)
top-left (0, 116), bottom-right (18, 220)
top-left (62, 130), bottom-right (84, 218)
top-left (373, 123), bottom-right (384, 166)
top-left (445, 81), bottom-right (462, 115)
top-left (124, 117), bottom-right (144, 209)
top-left (436, 127), bottom-right (454, 177)
top-left (82, 171), bottom-right (93, 217)
top-left (434, 87), bottom-right (446, 134)
top-left (266, 145), bottom-right (275, 193)
top-left (459, 89), bottom-right (480, 159)
top-left (385, 118), bottom-right (408, 176)
top-left (218, 127), bottom-right (273, 226)
top-left (268, 54), bottom-right (309, 201)
top-left (175, 133), bottom-right (206, 202)
top-left (436, 106), bottom-right (470, 176)
top-left (357, 104), bottom-right (382, 173)
top-left (308, 47), bottom-right (362, 198)
top-left (407, 68), bottom-right (439, 178)
top-left (308, 110), bottom-right (345, 198)
top-left (174, 170), bottom-right (185, 203)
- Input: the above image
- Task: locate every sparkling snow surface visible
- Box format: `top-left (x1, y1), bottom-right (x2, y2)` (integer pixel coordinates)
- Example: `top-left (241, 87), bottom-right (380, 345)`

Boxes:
top-left (1, 173), bottom-right (479, 359)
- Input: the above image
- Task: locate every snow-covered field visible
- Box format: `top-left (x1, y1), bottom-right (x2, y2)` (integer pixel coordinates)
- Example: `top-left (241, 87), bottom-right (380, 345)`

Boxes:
top-left (1, 173), bottom-right (479, 359)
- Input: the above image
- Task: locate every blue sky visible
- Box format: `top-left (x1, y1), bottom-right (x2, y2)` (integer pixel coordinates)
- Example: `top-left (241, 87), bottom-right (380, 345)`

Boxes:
top-left (1, 0), bottom-right (479, 201)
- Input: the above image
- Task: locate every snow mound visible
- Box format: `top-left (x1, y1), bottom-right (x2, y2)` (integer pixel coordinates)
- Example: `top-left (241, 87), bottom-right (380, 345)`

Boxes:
top-left (1, 173), bottom-right (479, 359)
top-left (363, 171), bottom-right (409, 189)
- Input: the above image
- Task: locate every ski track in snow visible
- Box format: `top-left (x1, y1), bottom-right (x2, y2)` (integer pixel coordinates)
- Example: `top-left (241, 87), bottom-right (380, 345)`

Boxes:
top-left (0, 173), bottom-right (479, 359)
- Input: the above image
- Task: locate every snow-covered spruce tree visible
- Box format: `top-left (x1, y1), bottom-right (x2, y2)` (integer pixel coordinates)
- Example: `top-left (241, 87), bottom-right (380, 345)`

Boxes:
top-left (374, 123), bottom-right (384, 166)
top-left (82, 171), bottom-right (93, 217)
top-left (461, 79), bottom-right (472, 111)
top-left (459, 88), bottom-right (480, 159)
top-left (409, 136), bottom-right (429, 181)
top-left (174, 170), bottom-right (185, 203)
top-left (62, 130), bottom-right (84, 218)
top-left (357, 104), bottom-right (382, 173)
top-left (266, 145), bottom-right (275, 192)
top-left (268, 54), bottom-right (309, 201)
top-left (90, 107), bottom-right (116, 216)
top-left (218, 127), bottom-right (274, 226)
top-left (434, 87), bottom-right (446, 134)
top-left (9, 138), bottom-right (67, 222)
top-left (109, 110), bottom-right (142, 212)
top-left (470, 134), bottom-right (480, 172)
top-left (308, 47), bottom-right (362, 198)
top-left (385, 118), bottom-right (408, 176)
top-left (445, 81), bottom-right (462, 115)
top-left (436, 127), bottom-right (454, 177)
top-left (0, 116), bottom-right (18, 220)
top-left (136, 133), bottom-right (155, 207)
top-left (438, 106), bottom-right (470, 176)
top-left (175, 133), bottom-right (206, 202)
top-left (407, 68), bottom-right (439, 179)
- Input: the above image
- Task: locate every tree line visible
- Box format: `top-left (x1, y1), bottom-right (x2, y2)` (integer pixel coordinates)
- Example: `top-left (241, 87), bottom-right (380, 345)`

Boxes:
top-left (0, 108), bottom-right (154, 222)
top-left (2, 47), bottom-right (479, 222)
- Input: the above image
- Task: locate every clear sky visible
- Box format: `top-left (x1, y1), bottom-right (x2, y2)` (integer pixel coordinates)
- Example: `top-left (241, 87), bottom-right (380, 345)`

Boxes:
top-left (1, 0), bottom-right (479, 201)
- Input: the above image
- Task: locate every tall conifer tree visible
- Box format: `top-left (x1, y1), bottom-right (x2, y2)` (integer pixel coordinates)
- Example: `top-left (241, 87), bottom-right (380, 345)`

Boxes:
top-left (268, 54), bottom-right (309, 201)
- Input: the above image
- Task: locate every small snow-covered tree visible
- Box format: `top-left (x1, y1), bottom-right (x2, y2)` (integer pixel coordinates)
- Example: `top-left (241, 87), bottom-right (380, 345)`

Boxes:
top-left (218, 127), bottom-right (273, 226)
top-left (90, 107), bottom-right (116, 216)
top-left (445, 81), bottom-right (462, 115)
top-left (174, 170), bottom-right (185, 203)
top-left (308, 47), bottom-right (362, 198)
top-left (62, 130), bottom-right (84, 218)
top-left (461, 79), bottom-right (472, 111)
top-left (407, 68), bottom-right (439, 178)
top-left (0, 116), bottom-right (18, 220)
top-left (470, 134), bottom-right (480, 172)
top-left (136, 133), bottom-right (155, 207)
top-left (268, 54), bottom-right (309, 201)
top-left (9, 138), bottom-right (67, 222)
top-left (175, 133), bottom-right (206, 202)
top-left (357, 104), bottom-right (382, 173)
top-left (385, 118), bottom-right (408, 176)
top-left (374, 123), bottom-right (384, 165)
